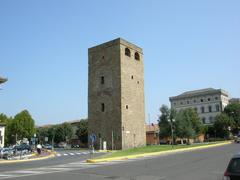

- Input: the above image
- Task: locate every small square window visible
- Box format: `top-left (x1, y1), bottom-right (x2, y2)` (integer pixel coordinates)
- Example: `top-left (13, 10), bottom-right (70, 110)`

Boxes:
top-left (208, 98), bottom-right (211, 101)
top-left (201, 99), bottom-right (204, 102)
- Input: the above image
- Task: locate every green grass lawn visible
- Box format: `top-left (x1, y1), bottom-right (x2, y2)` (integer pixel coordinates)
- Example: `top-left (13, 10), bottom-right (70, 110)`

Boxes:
top-left (97, 142), bottom-right (225, 159)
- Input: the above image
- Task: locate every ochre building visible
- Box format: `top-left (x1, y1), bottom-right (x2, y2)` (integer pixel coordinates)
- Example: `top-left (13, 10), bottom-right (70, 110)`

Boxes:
top-left (88, 38), bottom-right (146, 150)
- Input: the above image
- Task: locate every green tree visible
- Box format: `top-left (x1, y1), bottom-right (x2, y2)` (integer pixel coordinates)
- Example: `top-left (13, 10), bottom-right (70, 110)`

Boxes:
top-left (214, 113), bottom-right (235, 138)
top-left (175, 108), bottom-right (203, 144)
top-left (175, 109), bottom-right (194, 143)
top-left (224, 103), bottom-right (240, 133)
top-left (54, 123), bottom-right (73, 143)
top-left (76, 119), bottom-right (88, 144)
top-left (13, 110), bottom-right (36, 140)
top-left (158, 105), bottom-right (170, 138)
top-left (0, 113), bottom-right (8, 123)
top-left (36, 127), bottom-right (50, 144)
top-left (158, 105), bottom-right (177, 144)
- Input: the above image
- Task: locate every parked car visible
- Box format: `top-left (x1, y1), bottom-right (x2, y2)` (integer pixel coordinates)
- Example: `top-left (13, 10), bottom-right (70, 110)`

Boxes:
top-left (14, 144), bottom-right (32, 152)
top-left (223, 154), bottom-right (240, 180)
top-left (71, 144), bottom-right (80, 148)
top-left (0, 148), bottom-right (14, 159)
top-left (58, 142), bottom-right (67, 148)
top-left (234, 136), bottom-right (240, 143)
top-left (43, 144), bottom-right (52, 150)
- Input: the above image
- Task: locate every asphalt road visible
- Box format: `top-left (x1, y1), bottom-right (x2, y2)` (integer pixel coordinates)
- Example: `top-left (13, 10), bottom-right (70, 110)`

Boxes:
top-left (0, 143), bottom-right (239, 180)
top-left (0, 149), bottom-right (102, 172)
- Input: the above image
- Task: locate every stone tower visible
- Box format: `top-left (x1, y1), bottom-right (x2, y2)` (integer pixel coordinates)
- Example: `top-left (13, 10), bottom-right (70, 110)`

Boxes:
top-left (88, 38), bottom-right (146, 150)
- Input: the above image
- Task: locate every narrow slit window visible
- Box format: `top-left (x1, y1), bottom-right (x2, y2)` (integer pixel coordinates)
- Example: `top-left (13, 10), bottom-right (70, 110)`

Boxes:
top-left (101, 103), bottom-right (105, 112)
top-left (101, 76), bottom-right (105, 84)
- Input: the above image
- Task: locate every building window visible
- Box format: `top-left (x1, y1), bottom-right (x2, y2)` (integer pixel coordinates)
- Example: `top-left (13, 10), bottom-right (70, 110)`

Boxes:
top-left (194, 107), bottom-right (198, 113)
top-left (215, 97), bottom-right (218, 100)
top-left (101, 103), bottom-right (105, 112)
top-left (216, 104), bottom-right (220, 112)
top-left (201, 106), bottom-right (205, 113)
top-left (131, 75), bottom-right (134, 79)
top-left (135, 52), bottom-right (140, 60)
top-left (101, 76), bottom-right (105, 84)
top-left (202, 117), bottom-right (206, 124)
top-left (125, 48), bottom-right (131, 57)
top-left (187, 100), bottom-right (189, 104)
top-left (208, 106), bottom-right (212, 112)
top-left (208, 98), bottom-right (211, 101)
top-left (194, 99), bottom-right (196, 103)
top-left (209, 116), bottom-right (213, 123)
top-left (102, 56), bottom-right (105, 59)
top-left (126, 105), bottom-right (129, 109)
top-left (180, 102), bottom-right (183, 105)
top-left (201, 99), bottom-right (204, 102)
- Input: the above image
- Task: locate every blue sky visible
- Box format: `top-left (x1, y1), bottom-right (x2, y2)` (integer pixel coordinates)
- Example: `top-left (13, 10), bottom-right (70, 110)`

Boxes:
top-left (0, 0), bottom-right (239, 125)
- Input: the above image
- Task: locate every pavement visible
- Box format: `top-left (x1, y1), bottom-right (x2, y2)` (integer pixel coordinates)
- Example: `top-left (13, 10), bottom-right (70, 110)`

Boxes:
top-left (0, 143), bottom-right (239, 180)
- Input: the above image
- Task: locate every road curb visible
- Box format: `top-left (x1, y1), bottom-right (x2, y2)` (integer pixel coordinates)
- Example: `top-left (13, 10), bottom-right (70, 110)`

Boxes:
top-left (86, 141), bottom-right (232, 163)
top-left (0, 151), bottom-right (56, 164)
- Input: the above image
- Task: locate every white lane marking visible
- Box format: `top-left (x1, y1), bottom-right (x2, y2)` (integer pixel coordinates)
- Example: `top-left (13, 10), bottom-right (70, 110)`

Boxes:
top-left (76, 152), bottom-right (82, 155)
top-left (12, 170), bottom-right (43, 174)
top-left (63, 154), bottom-right (68, 156)
top-left (70, 153), bottom-right (75, 156)
top-left (0, 174), bottom-right (14, 177)
top-left (44, 167), bottom-right (72, 171)
top-left (57, 154), bottom-right (61, 157)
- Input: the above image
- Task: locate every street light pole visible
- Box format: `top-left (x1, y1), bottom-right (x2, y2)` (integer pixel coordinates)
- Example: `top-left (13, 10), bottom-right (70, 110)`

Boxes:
top-left (168, 118), bottom-right (175, 149)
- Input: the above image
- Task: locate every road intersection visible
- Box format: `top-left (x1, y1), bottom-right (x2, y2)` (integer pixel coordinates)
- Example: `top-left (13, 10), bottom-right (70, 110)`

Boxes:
top-left (0, 143), bottom-right (238, 180)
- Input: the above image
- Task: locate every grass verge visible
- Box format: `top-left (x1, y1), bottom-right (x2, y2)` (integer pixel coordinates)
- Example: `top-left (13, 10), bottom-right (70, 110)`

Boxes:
top-left (96, 142), bottom-right (226, 159)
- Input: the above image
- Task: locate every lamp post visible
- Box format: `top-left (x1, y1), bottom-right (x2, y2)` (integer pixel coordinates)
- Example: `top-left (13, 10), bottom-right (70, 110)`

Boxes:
top-left (51, 128), bottom-right (56, 151)
top-left (228, 126), bottom-right (232, 139)
top-left (168, 118), bottom-right (175, 149)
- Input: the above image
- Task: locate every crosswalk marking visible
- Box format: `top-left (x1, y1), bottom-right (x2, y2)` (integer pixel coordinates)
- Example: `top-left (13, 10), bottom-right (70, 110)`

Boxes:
top-left (55, 151), bottom-right (91, 157)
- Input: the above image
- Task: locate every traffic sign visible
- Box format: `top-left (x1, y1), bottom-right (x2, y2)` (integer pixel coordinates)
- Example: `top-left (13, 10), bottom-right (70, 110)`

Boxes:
top-left (90, 134), bottom-right (96, 143)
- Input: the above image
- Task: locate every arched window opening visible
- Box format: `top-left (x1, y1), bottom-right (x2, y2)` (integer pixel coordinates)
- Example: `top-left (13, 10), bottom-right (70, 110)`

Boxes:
top-left (125, 48), bottom-right (131, 57)
top-left (135, 52), bottom-right (140, 60)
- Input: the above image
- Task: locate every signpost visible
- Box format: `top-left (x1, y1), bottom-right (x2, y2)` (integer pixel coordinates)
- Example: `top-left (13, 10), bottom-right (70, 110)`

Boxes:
top-left (89, 133), bottom-right (96, 158)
